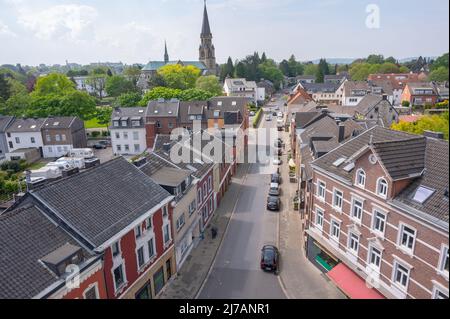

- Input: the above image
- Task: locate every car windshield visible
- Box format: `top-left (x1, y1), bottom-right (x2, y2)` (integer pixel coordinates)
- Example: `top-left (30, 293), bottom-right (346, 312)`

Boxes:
top-left (263, 249), bottom-right (275, 262)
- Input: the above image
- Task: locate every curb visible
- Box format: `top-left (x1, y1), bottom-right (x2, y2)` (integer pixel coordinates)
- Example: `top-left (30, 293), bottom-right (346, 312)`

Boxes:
top-left (195, 163), bottom-right (252, 299)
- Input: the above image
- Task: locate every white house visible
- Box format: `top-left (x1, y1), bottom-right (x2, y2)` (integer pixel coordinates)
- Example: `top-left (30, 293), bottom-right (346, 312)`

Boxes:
top-left (110, 107), bottom-right (147, 156)
top-left (5, 118), bottom-right (46, 157)
top-left (224, 78), bottom-right (264, 105)
top-left (73, 76), bottom-right (108, 97)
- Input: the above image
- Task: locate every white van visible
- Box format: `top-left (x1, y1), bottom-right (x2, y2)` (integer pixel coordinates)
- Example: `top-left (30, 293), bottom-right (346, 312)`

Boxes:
top-left (69, 148), bottom-right (94, 159)
top-left (29, 166), bottom-right (62, 180)
top-left (56, 157), bottom-right (85, 170)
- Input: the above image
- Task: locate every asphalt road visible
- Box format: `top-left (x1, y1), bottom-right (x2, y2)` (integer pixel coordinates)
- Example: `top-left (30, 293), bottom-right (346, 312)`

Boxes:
top-left (199, 96), bottom-right (288, 299)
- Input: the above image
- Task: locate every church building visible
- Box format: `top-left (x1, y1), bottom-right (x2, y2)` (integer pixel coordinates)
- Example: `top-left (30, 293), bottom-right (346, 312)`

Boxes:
top-left (138, 2), bottom-right (219, 91)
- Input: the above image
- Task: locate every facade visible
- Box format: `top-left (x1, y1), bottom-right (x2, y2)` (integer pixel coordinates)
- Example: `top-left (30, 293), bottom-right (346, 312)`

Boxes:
top-left (401, 82), bottom-right (439, 107)
top-left (110, 107), bottom-right (147, 156)
top-left (0, 116), bottom-right (14, 159)
top-left (368, 73), bottom-right (421, 105)
top-left (5, 118), bottom-right (45, 157)
top-left (224, 78), bottom-right (264, 105)
top-left (0, 203), bottom-right (107, 299)
top-left (307, 127), bottom-right (449, 299)
top-left (300, 82), bottom-right (346, 105)
top-left (41, 117), bottom-right (87, 158)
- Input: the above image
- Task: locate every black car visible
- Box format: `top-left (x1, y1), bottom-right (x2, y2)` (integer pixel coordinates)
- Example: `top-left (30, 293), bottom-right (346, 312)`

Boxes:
top-left (271, 173), bottom-right (281, 184)
top-left (93, 143), bottom-right (107, 150)
top-left (267, 196), bottom-right (281, 211)
top-left (261, 245), bottom-right (280, 273)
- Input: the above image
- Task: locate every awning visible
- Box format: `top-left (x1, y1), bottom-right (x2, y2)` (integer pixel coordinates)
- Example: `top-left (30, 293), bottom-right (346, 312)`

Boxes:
top-left (289, 159), bottom-right (296, 168)
top-left (327, 264), bottom-right (385, 299)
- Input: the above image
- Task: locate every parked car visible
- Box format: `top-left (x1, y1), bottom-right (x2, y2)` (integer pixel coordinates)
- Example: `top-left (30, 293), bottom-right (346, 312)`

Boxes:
top-left (273, 158), bottom-right (282, 165)
top-left (267, 196), bottom-right (281, 211)
top-left (266, 115), bottom-right (272, 121)
top-left (271, 173), bottom-right (281, 185)
top-left (261, 245), bottom-right (280, 272)
top-left (269, 183), bottom-right (280, 196)
top-left (250, 111), bottom-right (256, 116)
top-left (93, 142), bottom-right (107, 150)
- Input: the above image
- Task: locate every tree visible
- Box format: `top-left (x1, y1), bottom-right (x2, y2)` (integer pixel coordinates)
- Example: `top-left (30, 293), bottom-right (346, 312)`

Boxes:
top-left (95, 107), bottom-right (113, 127)
top-left (123, 66), bottom-right (142, 89)
top-left (259, 60), bottom-right (284, 90)
top-left (59, 91), bottom-right (97, 120)
top-left (1, 93), bottom-right (32, 116)
top-left (261, 52), bottom-right (267, 63)
top-left (157, 64), bottom-right (201, 90)
top-left (140, 87), bottom-right (182, 106)
top-left (86, 74), bottom-right (107, 100)
top-left (366, 54), bottom-right (385, 64)
top-left (428, 66), bottom-right (449, 82)
top-left (316, 59), bottom-right (330, 83)
top-left (378, 62), bottom-right (400, 74)
top-left (67, 70), bottom-right (89, 77)
top-left (117, 92), bottom-right (142, 107)
top-left (0, 74), bottom-right (11, 101)
top-left (235, 62), bottom-right (246, 78)
top-left (225, 57), bottom-right (235, 78)
top-left (431, 53), bottom-right (449, 71)
top-left (105, 75), bottom-right (135, 97)
top-left (195, 76), bottom-right (223, 96)
top-left (279, 60), bottom-right (290, 76)
top-left (178, 88), bottom-right (214, 101)
top-left (33, 73), bottom-right (75, 96)
top-left (385, 56), bottom-right (397, 64)
top-left (303, 64), bottom-right (318, 76)
top-left (391, 113), bottom-right (449, 140)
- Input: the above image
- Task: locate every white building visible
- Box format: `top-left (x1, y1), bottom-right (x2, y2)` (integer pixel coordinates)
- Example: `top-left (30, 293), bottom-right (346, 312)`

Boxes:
top-left (73, 76), bottom-right (108, 97)
top-left (224, 78), bottom-right (265, 105)
top-left (110, 107), bottom-right (147, 156)
top-left (5, 118), bottom-right (46, 157)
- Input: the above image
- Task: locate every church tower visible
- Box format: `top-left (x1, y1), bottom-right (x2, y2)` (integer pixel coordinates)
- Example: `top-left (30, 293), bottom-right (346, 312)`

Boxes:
top-left (164, 41), bottom-right (169, 64)
top-left (199, 1), bottom-right (217, 75)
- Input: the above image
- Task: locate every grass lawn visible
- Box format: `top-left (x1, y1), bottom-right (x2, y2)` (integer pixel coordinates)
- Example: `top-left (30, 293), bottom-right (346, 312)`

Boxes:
top-left (85, 118), bottom-right (108, 129)
top-left (27, 161), bottom-right (48, 170)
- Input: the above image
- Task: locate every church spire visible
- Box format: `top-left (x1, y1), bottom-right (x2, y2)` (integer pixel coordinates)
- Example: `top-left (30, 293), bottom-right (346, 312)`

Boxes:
top-left (164, 40), bottom-right (169, 63)
top-left (201, 0), bottom-right (211, 36)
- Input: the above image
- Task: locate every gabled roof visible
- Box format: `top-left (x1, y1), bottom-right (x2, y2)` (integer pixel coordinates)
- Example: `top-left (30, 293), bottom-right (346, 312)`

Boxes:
top-left (294, 111), bottom-right (326, 129)
top-left (344, 81), bottom-right (371, 97)
top-left (6, 118), bottom-right (46, 133)
top-left (32, 157), bottom-right (172, 248)
top-left (0, 115), bottom-right (14, 132)
top-left (302, 82), bottom-right (341, 93)
top-left (42, 117), bottom-right (78, 130)
top-left (0, 204), bottom-right (95, 299)
top-left (147, 99), bottom-right (180, 117)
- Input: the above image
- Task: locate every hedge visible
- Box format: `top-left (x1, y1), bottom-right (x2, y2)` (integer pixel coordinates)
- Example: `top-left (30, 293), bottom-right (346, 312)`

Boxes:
top-left (252, 109), bottom-right (263, 128)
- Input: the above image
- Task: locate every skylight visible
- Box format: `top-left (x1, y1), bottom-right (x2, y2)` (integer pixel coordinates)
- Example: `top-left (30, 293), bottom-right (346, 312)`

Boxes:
top-left (333, 157), bottom-right (346, 167)
top-left (53, 122), bottom-right (59, 126)
top-left (343, 163), bottom-right (355, 172)
top-left (30, 125), bottom-right (36, 129)
top-left (413, 186), bottom-right (435, 204)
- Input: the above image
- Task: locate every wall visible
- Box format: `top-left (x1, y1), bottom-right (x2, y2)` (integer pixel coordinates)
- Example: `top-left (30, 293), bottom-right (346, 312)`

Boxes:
top-left (111, 128), bottom-right (147, 155)
top-left (6, 132), bottom-right (44, 154)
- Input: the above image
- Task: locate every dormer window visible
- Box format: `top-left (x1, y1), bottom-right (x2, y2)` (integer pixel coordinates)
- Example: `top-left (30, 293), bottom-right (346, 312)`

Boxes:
top-left (113, 121), bottom-right (120, 127)
top-left (112, 242), bottom-right (120, 257)
top-left (356, 169), bottom-right (366, 188)
top-left (377, 178), bottom-right (388, 198)
top-left (121, 120), bottom-right (127, 127)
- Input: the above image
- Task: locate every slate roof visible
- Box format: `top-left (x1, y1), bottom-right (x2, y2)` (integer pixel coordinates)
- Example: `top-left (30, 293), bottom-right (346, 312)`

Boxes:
top-left (0, 204), bottom-right (94, 299)
top-left (42, 117), bottom-right (77, 130)
top-left (201, 2), bottom-right (212, 35)
top-left (302, 82), bottom-right (341, 93)
top-left (179, 101), bottom-right (207, 123)
top-left (6, 117), bottom-right (46, 133)
top-left (294, 112), bottom-right (326, 129)
top-left (344, 81), bottom-right (371, 97)
top-left (32, 157), bottom-right (172, 247)
top-left (150, 167), bottom-right (191, 187)
top-left (0, 115), bottom-right (14, 132)
top-left (147, 99), bottom-right (180, 117)
top-left (110, 107), bottom-right (146, 129)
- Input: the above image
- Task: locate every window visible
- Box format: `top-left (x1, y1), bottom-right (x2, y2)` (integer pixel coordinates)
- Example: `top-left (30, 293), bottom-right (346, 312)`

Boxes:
top-left (125, 145), bottom-right (130, 152)
top-left (198, 188), bottom-right (203, 204)
top-left (117, 145), bottom-right (122, 152)
top-left (30, 137), bottom-right (36, 144)
top-left (315, 208), bottom-right (324, 229)
top-left (132, 120), bottom-right (141, 127)
top-left (133, 131), bottom-right (139, 140)
top-left (168, 122), bottom-right (174, 129)
top-left (112, 242), bottom-right (120, 257)
top-left (62, 134), bottom-right (66, 141)
top-left (333, 189), bottom-right (344, 211)
top-left (162, 205), bottom-right (168, 218)
top-left (83, 285), bottom-right (98, 299)
top-left (55, 134), bottom-right (61, 142)
top-left (137, 247), bottom-right (145, 268)
top-left (214, 111), bottom-right (220, 118)
top-left (176, 214), bottom-right (186, 231)
top-left (135, 225), bottom-right (142, 239)
top-left (163, 224), bottom-right (171, 244)
top-left (115, 132), bottom-right (120, 139)
top-left (123, 132), bottom-right (129, 140)
top-left (113, 265), bottom-right (125, 290)
top-left (48, 147), bottom-right (53, 153)
top-left (156, 121), bottom-right (161, 128)
top-left (393, 261), bottom-right (410, 290)
top-left (439, 246), bottom-right (449, 276)
top-left (330, 220), bottom-right (340, 241)
top-left (348, 233), bottom-right (359, 254)
top-left (356, 169), bottom-right (366, 188)
top-left (8, 141), bottom-right (13, 149)
top-left (121, 120), bottom-right (127, 127)
top-left (377, 178), bottom-right (388, 198)
top-left (202, 206), bottom-right (208, 221)
top-left (203, 183), bottom-right (208, 199)
top-left (368, 245), bottom-right (382, 269)
top-left (15, 137), bottom-right (20, 144)
top-left (145, 217), bottom-right (153, 231)
top-left (398, 224), bottom-right (416, 253)
top-left (134, 144), bottom-right (140, 153)
top-left (433, 286), bottom-right (449, 299)
top-left (317, 181), bottom-right (326, 200)
top-left (148, 238), bottom-right (155, 258)
top-left (208, 176), bottom-right (212, 192)
top-left (372, 210), bottom-right (387, 235)
top-left (351, 198), bottom-right (364, 221)
top-left (209, 198), bottom-right (214, 214)
top-left (113, 121), bottom-right (120, 127)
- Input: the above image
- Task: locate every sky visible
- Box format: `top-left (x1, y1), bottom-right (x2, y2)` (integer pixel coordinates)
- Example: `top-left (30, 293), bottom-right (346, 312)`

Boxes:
top-left (0, 0), bottom-right (448, 66)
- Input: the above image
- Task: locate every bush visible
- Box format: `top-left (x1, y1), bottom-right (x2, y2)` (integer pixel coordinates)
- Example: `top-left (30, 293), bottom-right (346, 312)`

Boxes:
top-left (402, 101), bottom-right (411, 107)
top-left (0, 161), bottom-right (21, 173)
top-left (252, 109), bottom-right (263, 128)
top-left (102, 131), bottom-right (110, 137)
top-left (91, 131), bottom-right (101, 138)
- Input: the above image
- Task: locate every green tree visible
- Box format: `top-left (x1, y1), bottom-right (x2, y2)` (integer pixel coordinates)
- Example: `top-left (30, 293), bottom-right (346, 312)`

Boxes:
top-left (33, 73), bottom-right (75, 96)
top-left (235, 62), bottom-right (246, 78)
top-left (391, 113), bottom-right (449, 140)
top-left (195, 76), bottom-right (223, 96)
top-left (178, 88), bottom-right (214, 101)
top-left (123, 66), bottom-right (142, 89)
top-left (140, 87), bottom-right (182, 106)
top-left (279, 60), bottom-right (290, 76)
top-left (303, 64), bottom-right (318, 76)
top-left (1, 93), bottom-right (32, 116)
top-left (95, 107), bottom-right (113, 126)
top-left (157, 64), bottom-right (201, 90)
top-left (366, 54), bottom-right (385, 64)
top-left (378, 62), bottom-right (400, 74)
top-left (316, 59), bottom-right (330, 83)
top-left (0, 74), bottom-right (11, 101)
top-left (105, 75), bottom-right (135, 97)
top-left (59, 91), bottom-right (97, 120)
top-left (86, 74), bottom-right (107, 99)
top-left (431, 53), bottom-right (449, 71)
top-left (259, 60), bottom-right (284, 90)
top-left (117, 92), bottom-right (142, 107)
top-left (385, 56), bottom-right (397, 64)
top-left (428, 66), bottom-right (449, 82)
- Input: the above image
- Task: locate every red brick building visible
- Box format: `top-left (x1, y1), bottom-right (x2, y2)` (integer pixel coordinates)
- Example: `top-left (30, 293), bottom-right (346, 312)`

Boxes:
top-left (401, 82), bottom-right (439, 107)
top-left (307, 126), bottom-right (449, 299)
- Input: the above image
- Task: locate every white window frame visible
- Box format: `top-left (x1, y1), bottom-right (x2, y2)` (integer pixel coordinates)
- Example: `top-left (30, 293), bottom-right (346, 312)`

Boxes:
top-left (367, 244), bottom-right (383, 271)
top-left (112, 241), bottom-right (121, 258)
top-left (432, 283), bottom-right (449, 299)
top-left (317, 180), bottom-right (326, 201)
top-left (136, 246), bottom-right (146, 269)
top-left (356, 169), bottom-right (366, 188)
top-left (351, 196), bottom-right (364, 223)
top-left (371, 208), bottom-right (387, 237)
top-left (438, 245), bottom-right (449, 279)
top-left (332, 188), bottom-right (344, 212)
top-left (392, 259), bottom-right (411, 292)
top-left (176, 213), bottom-right (186, 231)
top-left (82, 283), bottom-right (99, 299)
top-left (330, 218), bottom-right (341, 242)
top-left (347, 232), bottom-right (360, 255)
top-left (112, 263), bottom-right (126, 292)
top-left (377, 177), bottom-right (389, 199)
top-left (397, 223), bottom-right (417, 255)
top-left (315, 207), bottom-right (324, 230)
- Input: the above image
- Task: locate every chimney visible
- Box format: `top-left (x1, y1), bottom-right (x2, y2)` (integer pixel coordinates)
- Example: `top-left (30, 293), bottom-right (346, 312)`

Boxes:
top-left (338, 123), bottom-right (345, 143)
top-left (423, 130), bottom-right (444, 140)
top-left (382, 94), bottom-right (388, 101)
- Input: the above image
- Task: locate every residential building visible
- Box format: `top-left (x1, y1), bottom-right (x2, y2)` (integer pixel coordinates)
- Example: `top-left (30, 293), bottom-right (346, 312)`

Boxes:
top-left (5, 118), bottom-right (46, 157)
top-left (401, 82), bottom-right (439, 107)
top-left (8, 157), bottom-right (176, 299)
top-left (178, 101), bottom-right (208, 132)
top-left (72, 76), bottom-right (107, 97)
top-left (432, 82), bottom-right (449, 102)
top-left (0, 116), bottom-right (14, 159)
top-left (110, 107), bottom-right (147, 156)
top-left (41, 117), bottom-right (87, 158)
top-left (307, 126), bottom-right (449, 299)
top-left (224, 78), bottom-right (265, 105)
top-left (368, 73), bottom-right (422, 105)
top-left (257, 79), bottom-right (275, 98)
top-left (0, 204), bottom-right (107, 299)
top-left (300, 82), bottom-right (346, 105)
top-left (325, 74), bottom-right (349, 84)
top-left (296, 75), bottom-right (316, 84)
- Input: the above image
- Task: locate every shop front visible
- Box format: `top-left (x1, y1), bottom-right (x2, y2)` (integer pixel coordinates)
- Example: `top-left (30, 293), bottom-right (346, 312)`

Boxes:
top-left (306, 234), bottom-right (340, 273)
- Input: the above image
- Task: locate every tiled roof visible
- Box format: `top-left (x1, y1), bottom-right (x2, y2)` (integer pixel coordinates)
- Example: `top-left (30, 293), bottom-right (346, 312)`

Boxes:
top-left (42, 117), bottom-right (77, 130)
top-left (344, 81), bottom-right (370, 97)
top-left (0, 204), bottom-right (94, 299)
top-left (6, 118), bottom-right (46, 133)
top-left (147, 99), bottom-right (180, 117)
top-left (302, 82), bottom-right (341, 93)
top-left (33, 157), bottom-right (172, 247)
top-left (0, 116), bottom-right (14, 132)
top-left (294, 112), bottom-right (325, 129)
top-left (150, 167), bottom-right (191, 187)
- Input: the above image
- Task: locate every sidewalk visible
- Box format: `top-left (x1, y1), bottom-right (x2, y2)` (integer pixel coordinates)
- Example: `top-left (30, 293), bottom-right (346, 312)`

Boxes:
top-left (159, 163), bottom-right (250, 299)
top-left (277, 131), bottom-right (345, 299)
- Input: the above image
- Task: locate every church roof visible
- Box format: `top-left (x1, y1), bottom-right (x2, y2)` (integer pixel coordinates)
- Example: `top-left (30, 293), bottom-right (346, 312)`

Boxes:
top-left (201, 2), bottom-right (212, 35)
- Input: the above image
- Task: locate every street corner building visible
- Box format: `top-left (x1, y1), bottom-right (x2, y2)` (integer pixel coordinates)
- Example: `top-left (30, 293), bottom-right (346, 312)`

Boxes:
top-left (0, 157), bottom-right (178, 299)
top-left (305, 126), bottom-right (449, 299)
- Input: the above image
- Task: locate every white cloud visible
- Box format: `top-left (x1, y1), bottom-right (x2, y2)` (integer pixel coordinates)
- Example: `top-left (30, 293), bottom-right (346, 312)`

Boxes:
top-left (0, 20), bottom-right (17, 37)
top-left (17, 4), bottom-right (98, 41)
